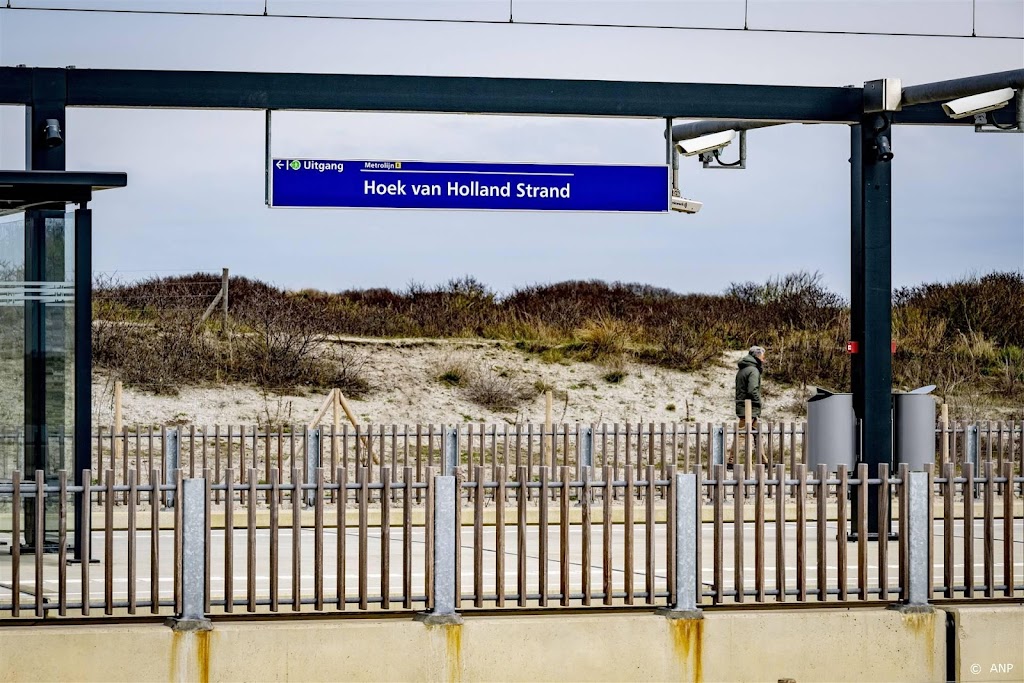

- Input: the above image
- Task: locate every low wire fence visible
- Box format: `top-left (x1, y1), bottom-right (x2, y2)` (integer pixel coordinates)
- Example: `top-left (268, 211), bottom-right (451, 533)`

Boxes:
top-left (2, 420), bottom-right (1021, 503)
top-left (0, 459), bottom-right (1020, 621)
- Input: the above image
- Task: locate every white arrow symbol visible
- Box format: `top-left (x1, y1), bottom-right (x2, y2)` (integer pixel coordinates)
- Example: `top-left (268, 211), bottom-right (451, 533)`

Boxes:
top-left (275, 160), bottom-right (283, 169)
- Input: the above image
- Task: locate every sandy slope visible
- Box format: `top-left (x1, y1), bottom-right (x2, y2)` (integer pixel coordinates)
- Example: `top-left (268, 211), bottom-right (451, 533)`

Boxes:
top-left (91, 339), bottom-right (811, 428)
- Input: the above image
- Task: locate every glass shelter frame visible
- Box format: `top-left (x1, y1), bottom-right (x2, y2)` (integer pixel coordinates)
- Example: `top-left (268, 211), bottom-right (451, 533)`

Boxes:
top-left (0, 170), bottom-right (126, 556)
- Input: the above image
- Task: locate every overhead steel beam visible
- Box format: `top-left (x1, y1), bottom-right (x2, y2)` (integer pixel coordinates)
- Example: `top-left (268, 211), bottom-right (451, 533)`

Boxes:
top-left (0, 66), bottom-right (32, 105)
top-left (891, 102), bottom-right (974, 125)
top-left (3, 67), bottom-right (1002, 126)
top-left (673, 103), bottom-right (987, 139)
top-left (671, 119), bottom-right (781, 142)
top-left (0, 67), bottom-right (865, 122)
top-left (901, 69), bottom-right (1024, 108)
top-left (65, 69), bottom-right (863, 121)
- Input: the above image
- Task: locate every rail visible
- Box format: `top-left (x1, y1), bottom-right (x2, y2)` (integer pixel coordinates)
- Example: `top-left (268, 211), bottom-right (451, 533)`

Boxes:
top-left (1, 420), bottom-right (1020, 499)
top-left (0, 459), bottom-right (1020, 621)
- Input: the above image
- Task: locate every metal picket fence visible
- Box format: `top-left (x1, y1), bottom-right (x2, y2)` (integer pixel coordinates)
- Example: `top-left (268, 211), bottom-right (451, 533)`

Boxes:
top-left (3, 419), bottom-right (1020, 505)
top-left (0, 458), bottom-right (1020, 621)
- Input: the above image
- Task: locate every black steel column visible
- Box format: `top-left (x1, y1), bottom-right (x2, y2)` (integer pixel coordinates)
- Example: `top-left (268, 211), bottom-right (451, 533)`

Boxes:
top-left (852, 115), bottom-right (893, 537)
top-left (73, 206), bottom-right (92, 561)
top-left (850, 124), bottom-right (864, 419)
top-left (25, 69), bottom-right (66, 551)
top-left (849, 124), bottom-right (865, 539)
top-left (23, 211), bottom-right (50, 473)
top-left (25, 70), bottom-right (67, 468)
top-left (27, 70), bottom-right (66, 171)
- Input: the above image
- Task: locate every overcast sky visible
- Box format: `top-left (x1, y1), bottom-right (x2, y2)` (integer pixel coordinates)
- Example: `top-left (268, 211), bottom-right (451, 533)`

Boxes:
top-left (1, 4), bottom-right (1021, 296)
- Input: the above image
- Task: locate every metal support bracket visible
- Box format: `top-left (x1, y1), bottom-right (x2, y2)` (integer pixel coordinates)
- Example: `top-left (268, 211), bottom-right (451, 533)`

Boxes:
top-left (711, 427), bottom-right (725, 468)
top-left (579, 425), bottom-right (594, 470)
top-left (864, 78), bottom-right (903, 113)
top-left (305, 428), bottom-right (320, 507)
top-left (965, 424), bottom-right (979, 474)
top-left (965, 424), bottom-right (980, 499)
top-left (702, 129), bottom-right (747, 169)
top-left (443, 426), bottom-right (459, 476)
top-left (162, 428), bottom-right (179, 509)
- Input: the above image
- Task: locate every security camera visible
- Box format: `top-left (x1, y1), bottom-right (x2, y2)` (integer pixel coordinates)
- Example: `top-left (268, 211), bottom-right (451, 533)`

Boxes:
top-left (675, 130), bottom-right (736, 157)
top-left (875, 134), bottom-right (893, 162)
top-left (42, 119), bottom-right (63, 149)
top-left (670, 195), bottom-right (703, 214)
top-left (942, 88), bottom-right (1015, 119)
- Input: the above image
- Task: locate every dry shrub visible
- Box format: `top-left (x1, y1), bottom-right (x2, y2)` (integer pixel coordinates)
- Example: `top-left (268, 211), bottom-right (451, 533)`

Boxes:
top-left (94, 275), bottom-right (370, 396)
top-left (93, 318), bottom-right (219, 395)
top-left (464, 370), bottom-right (536, 411)
top-left (896, 272), bottom-right (1024, 347)
top-left (640, 320), bottom-right (724, 372)
top-left (233, 291), bottom-right (323, 387)
top-left (573, 317), bottom-right (634, 362)
top-left (435, 355), bottom-right (473, 387)
top-left (765, 323), bottom-right (850, 391)
top-left (726, 271), bottom-right (845, 330)
top-left (893, 307), bottom-right (947, 353)
top-left (997, 346), bottom-right (1024, 398)
top-left (601, 359), bottom-right (628, 384)
top-left (232, 288), bottom-right (372, 396)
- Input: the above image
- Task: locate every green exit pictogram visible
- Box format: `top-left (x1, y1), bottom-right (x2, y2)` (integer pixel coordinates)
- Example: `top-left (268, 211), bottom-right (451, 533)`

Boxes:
top-left (289, 160), bottom-right (301, 170)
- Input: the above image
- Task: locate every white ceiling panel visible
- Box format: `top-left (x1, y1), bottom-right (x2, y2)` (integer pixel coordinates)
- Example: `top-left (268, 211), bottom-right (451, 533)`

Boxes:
top-left (746, 0), bottom-right (974, 36)
top-left (974, 0), bottom-right (1024, 38)
top-left (511, 0), bottom-right (746, 29)
top-left (9, 0), bottom-right (266, 12)
top-left (265, 1), bottom-right (510, 21)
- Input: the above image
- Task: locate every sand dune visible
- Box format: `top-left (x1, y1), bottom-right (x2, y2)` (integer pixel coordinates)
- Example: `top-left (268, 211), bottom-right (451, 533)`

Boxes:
top-left (92, 339), bottom-right (811, 428)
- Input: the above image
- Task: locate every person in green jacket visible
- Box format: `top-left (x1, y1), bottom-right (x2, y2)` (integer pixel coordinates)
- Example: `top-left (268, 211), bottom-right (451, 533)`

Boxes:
top-left (735, 346), bottom-right (765, 428)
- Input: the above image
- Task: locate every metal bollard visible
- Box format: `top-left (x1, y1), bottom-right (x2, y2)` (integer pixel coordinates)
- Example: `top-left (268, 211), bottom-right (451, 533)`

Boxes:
top-left (417, 475), bottom-right (462, 624)
top-left (901, 470), bottom-right (932, 611)
top-left (443, 426), bottom-right (459, 476)
top-left (171, 478), bottom-right (211, 630)
top-left (162, 428), bottom-right (179, 508)
top-left (305, 428), bottom-right (320, 507)
top-left (658, 472), bottom-right (702, 619)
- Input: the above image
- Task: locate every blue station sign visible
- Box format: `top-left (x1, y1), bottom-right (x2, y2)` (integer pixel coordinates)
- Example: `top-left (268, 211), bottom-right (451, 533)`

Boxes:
top-left (270, 159), bottom-right (669, 212)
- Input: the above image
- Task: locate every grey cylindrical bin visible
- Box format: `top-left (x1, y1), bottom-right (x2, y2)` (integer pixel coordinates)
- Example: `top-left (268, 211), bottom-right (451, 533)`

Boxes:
top-left (893, 385), bottom-right (937, 470)
top-left (806, 389), bottom-right (857, 472)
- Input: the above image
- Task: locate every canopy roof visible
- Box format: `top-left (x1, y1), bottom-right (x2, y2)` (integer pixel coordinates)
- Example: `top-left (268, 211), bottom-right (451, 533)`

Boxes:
top-left (0, 170), bottom-right (127, 216)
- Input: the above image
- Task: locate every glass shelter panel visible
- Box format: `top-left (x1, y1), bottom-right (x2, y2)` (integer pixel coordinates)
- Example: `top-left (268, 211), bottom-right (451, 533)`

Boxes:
top-left (1, 211), bottom-right (75, 548)
top-left (0, 217), bottom-right (25, 479)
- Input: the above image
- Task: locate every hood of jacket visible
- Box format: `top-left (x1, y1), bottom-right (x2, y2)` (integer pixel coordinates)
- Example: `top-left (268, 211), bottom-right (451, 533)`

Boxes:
top-left (738, 354), bottom-right (762, 371)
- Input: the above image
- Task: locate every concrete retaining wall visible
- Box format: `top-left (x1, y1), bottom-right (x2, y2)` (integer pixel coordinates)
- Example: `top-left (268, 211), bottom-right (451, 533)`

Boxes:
top-left (947, 605), bottom-right (1024, 682)
top-left (0, 605), bottom-right (1016, 682)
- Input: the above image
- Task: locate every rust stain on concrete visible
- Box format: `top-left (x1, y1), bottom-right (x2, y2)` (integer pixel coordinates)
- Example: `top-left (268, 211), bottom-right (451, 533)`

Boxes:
top-left (443, 624), bottom-right (463, 683)
top-left (169, 630), bottom-right (210, 683)
top-left (902, 611), bottom-right (937, 675)
top-left (196, 630), bottom-right (210, 683)
top-left (669, 619), bottom-right (703, 683)
top-left (170, 631), bottom-right (179, 683)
